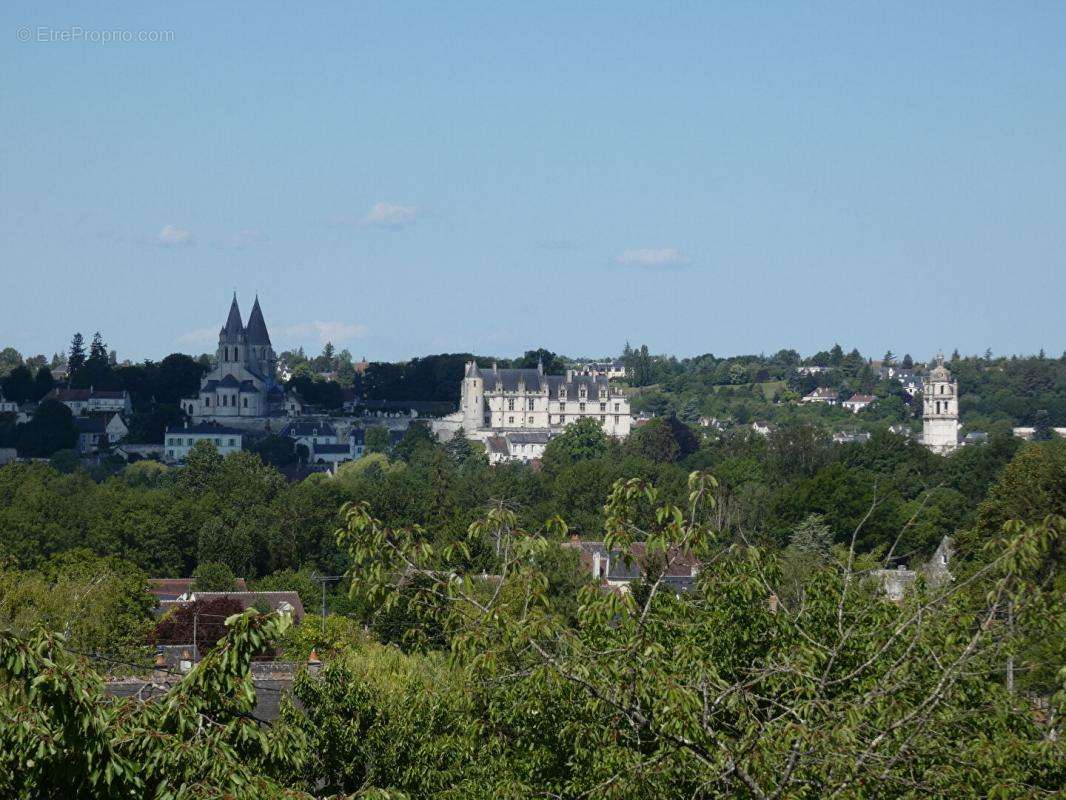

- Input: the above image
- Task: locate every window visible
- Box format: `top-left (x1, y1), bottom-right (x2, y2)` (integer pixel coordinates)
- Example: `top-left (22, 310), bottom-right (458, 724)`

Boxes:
top-left (508, 416), bottom-right (514, 424)
top-left (242, 397), bottom-right (248, 408)
top-left (600, 415), bottom-right (606, 423)
top-left (527, 398), bottom-right (535, 410)
top-left (559, 402), bottom-right (566, 412)
top-left (614, 403), bottom-right (620, 412)
top-left (229, 438), bottom-right (236, 447)
top-left (528, 416), bottom-right (534, 424)
top-left (223, 346), bottom-right (228, 362)
top-left (600, 403), bottom-right (606, 412)
top-left (579, 402), bottom-right (586, 412)
top-left (205, 397), bottom-right (211, 407)
top-left (507, 398), bottom-right (515, 411)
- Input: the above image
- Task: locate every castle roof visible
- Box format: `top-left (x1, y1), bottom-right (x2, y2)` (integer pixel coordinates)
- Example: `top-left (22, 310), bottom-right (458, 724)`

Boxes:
top-left (222, 295), bottom-right (244, 337)
top-left (245, 296), bottom-right (271, 345)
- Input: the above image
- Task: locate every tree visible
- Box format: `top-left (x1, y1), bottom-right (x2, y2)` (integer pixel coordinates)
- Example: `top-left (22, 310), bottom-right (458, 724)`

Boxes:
top-left (541, 417), bottom-right (609, 470)
top-left (152, 595), bottom-right (246, 653)
top-left (248, 434), bottom-right (298, 468)
top-left (625, 417), bottom-right (680, 462)
top-left (0, 365), bottom-right (33, 403)
top-left (16, 399), bottom-right (77, 457)
top-left (882, 350), bottom-right (895, 365)
top-left (787, 513), bottom-right (832, 556)
top-left (0, 347), bottom-right (22, 376)
top-left (192, 561), bottom-right (238, 592)
top-left (197, 518), bottom-right (253, 577)
top-left (364, 426), bottom-right (389, 454)
top-left (32, 366), bottom-right (55, 401)
top-left (902, 353), bottom-right (914, 369)
top-left (446, 426), bottom-right (478, 466)
top-left (394, 421), bottom-right (435, 462)
top-left (179, 439), bottom-right (224, 492)
top-left (67, 332), bottom-right (86, 378)
top-left (334, 479), bottom-right (1065, 798)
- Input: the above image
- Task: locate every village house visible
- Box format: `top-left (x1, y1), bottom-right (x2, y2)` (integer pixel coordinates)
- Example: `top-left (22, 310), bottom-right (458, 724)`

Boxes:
top-left (164, 422), bottom-right (243, 462)
top-left (563, 537), bottom-right (700, 594)
top-left (841, 394), bottom-right (877, 413)
top-left (751, 420), bottom-right (774, 436)
top-left (801, 387), bottom-right (839, 405)
top-left (48, 387), bottom-right (132, 416)
top-left (74, 413), bottom-right (129, 454)
top-left (0, 392), bottom-right (17, 414)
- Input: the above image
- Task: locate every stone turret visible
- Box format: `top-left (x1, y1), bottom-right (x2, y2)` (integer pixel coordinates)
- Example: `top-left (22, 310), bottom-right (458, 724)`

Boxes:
top-left (922, 352), bottom-right (959, 455)
top-left (461, 360), bottom-right (485, 432)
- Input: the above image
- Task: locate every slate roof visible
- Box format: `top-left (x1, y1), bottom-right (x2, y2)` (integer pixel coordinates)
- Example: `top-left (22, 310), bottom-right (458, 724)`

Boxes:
top-left (49, 388), bottom-right (128, 401)
top-left (350, 429), bottom-right (365, 445)
top-left (281, 420), bottom-right (338, 438)
top-left (165, 423), bottom-right (245, 436)
top-left (313, 443), bottom-right (351, 454)
top-left (508, 431), bottom-right (551, 445)
top-left (845, 394), bottom-right (877, 404)
top-left (244, 296), bottom-right (271, 345)
top-left (486, 435), bottom-right (508, 455)
top-left (222, 295), bottom-right (244, 337)
top-left (75, 417), bottom-right (106, 433)
top-left (473, 366), bottom-right (614, 399)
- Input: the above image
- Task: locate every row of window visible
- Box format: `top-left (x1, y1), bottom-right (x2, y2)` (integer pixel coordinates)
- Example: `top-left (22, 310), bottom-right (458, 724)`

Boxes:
top-left (502, 400), bottom-right (623, 413)
top-left (504, 415), bottom-right (624, 426)
top-left (167, 437), bottom-right (239, 447)
top-left (200, 395), bottom-right (250, 409)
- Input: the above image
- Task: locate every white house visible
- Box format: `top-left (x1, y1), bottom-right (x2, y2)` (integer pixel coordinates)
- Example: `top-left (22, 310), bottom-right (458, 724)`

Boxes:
top-left (279, 420), bottom-right (339, 450)
top-left (74, 413), bottom-right (128, 454)
top-left (483, 430), bottom-right (551, 464)
top-left (0, 393), bottom-right (17, 414)
top-left (801, 387), bottom-right (838, 405)
top-left (842, 394), bottom-right (877, 414)
top-left (48, 388), bottom-right (132, 416)
top-left (751, 420), bottom-right (774, 436)
top-left (164, 422), bottom-right (243, 462)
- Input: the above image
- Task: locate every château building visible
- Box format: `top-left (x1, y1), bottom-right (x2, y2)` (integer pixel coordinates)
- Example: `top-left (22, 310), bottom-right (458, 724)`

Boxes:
top-left (921, 353), bottom-right (960, 455)
top-left (183, 295), bottom-right (300, 423)
top-left (434, 361), bottom-right (632, 451)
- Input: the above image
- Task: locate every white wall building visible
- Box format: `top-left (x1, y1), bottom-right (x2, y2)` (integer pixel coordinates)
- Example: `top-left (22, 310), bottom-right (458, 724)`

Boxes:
top-left (48, 388), bottom-right (132, 416)
top-left (922, 353), bottom-right (960, 455)
top-left (164, 423), bottom-right (243, 462)
top-left (466, 361), bottom-right (631, 435)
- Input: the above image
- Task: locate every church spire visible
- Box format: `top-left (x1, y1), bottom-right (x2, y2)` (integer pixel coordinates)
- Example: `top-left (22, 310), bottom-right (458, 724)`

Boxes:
top-left (245, 294), bottom-right (271, 345)
top-left (222, 293), bottom-right (244, 337)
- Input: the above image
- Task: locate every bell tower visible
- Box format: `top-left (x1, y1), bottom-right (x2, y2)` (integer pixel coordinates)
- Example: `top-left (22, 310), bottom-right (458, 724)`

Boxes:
top-left (922, 352), bottom-right (959, 455)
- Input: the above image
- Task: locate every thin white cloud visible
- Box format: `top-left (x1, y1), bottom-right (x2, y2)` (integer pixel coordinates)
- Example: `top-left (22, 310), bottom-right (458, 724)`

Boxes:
top-left (362, 202), bottom-right (418, 229)
top-left (615, 247), bottom-right (688, 268)
top-left (218, 228), bottom-right (268, 249)
top-left (176, 327), bottom-right (217, 347)
top-left (283, 321), bottom-right (368, 345)
top-left (156, 224), bottom-right (194, 247)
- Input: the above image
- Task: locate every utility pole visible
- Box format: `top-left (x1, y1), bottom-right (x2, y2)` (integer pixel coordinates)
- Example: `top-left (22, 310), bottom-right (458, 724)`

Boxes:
top-left (310, 574), bottom-right (345, 635)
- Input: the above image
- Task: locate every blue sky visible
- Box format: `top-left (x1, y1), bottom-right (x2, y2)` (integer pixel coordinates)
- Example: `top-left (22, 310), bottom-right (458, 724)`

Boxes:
top-left (2, 2), bottom-right (1064, 363)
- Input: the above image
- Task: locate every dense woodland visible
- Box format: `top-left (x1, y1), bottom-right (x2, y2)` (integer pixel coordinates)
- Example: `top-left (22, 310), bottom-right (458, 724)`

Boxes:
top-left (1, 340), bottom-right (1064, 797)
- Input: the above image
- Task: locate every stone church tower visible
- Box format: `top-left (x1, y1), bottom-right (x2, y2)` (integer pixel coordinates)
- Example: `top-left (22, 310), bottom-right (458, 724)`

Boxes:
top-left (183, 294), bottom-right (291, 422)
top-left (922, 352), bottom-right (959, 455)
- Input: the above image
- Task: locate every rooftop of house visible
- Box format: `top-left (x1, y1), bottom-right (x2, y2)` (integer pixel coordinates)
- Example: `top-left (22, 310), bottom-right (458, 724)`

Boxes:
top-left (508, 431), bottom-right (551, 445)
top-left (165, 422), bottom-right (246, 436)
top-left (486, 435), bottom-right (509, 455)
top-left (312, 443), bottom-right (351, 454)
top-left (48, 388), bottom-right (128, 401)
top-left (564, 539), bottom-right (700, 589)
top-left (805, 387), bottom-right (838, 398)
top-left (281, 420), bottom-right (338, 438)
top-left (162, 590), bottom-right (305, 620)
top-left (148, 577), bottom-right (248, 602)
top-left (75, 417), bottom-right (107, 434)
top-left (845, 394), bottom-right (877, 403)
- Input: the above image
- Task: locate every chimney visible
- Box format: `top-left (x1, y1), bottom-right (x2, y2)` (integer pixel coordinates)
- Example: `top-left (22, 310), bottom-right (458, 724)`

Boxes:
top-left (307, 648), bottom-right (322, 676)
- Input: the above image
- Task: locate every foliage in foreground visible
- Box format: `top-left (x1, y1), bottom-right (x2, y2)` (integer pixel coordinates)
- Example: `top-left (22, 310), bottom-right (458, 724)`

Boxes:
top-left (0, 611), bottom-right (306, 799)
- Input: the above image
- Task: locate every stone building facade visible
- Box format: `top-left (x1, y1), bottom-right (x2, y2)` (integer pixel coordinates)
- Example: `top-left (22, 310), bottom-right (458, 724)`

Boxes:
top-left (183, 295), bottom-right (296, 423)
top-left (922, 353), bottom-right (960, 455)
top-left (453, 361), bottom-right (631, 438)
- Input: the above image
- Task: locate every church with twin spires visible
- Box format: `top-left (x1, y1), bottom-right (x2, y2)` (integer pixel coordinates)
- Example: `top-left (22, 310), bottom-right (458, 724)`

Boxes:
top-left (182, 295), bottom-right (300, 423)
